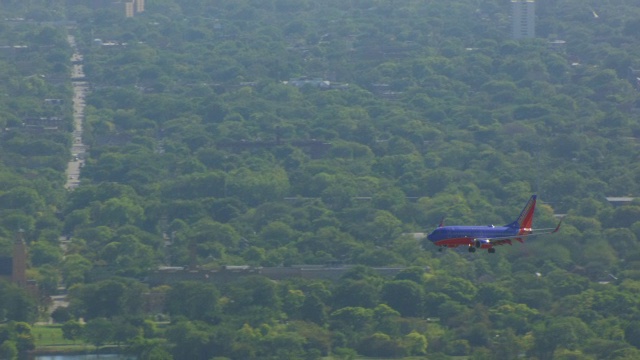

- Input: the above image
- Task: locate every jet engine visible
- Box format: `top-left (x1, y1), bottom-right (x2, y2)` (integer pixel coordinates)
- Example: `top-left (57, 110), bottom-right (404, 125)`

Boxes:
top-left (475, 239), bottom-right (491, 248)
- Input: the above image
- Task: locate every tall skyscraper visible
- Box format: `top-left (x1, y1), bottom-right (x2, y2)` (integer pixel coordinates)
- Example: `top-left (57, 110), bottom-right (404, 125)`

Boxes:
top-left (0, 231), bottom-right (27, 287)
top-left (11, 231), bottom-right (27, 287)
top-left (512, 0), bottom-right (535, 39)
top-left (125, 0), bottom-right (145, 17)
top-left (125, 1), bottom-right (134, 17)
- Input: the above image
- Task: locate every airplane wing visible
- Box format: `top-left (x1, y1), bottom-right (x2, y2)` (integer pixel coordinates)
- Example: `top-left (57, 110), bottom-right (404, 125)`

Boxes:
top-left (475, 219), bottom-right (563, 247)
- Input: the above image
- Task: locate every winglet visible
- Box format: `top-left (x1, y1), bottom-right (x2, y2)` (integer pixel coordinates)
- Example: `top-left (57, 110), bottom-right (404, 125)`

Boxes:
top-left (438, 217), bottom-right (445, 228)
top-left (552, 217), bottom-right (564, 233)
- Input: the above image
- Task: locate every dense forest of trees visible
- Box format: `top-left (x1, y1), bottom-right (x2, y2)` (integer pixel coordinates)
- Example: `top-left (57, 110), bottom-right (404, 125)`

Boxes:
top-left (0, 0), bottom-right (639, 358)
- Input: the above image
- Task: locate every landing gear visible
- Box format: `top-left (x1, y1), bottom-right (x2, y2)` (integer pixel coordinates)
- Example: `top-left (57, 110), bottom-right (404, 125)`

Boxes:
top-left (468, 246), bottom-right (476, 253)
top-left (488, 248), bottom-right (496, 254)
top-left (438, 247), bottom-right (444, 252)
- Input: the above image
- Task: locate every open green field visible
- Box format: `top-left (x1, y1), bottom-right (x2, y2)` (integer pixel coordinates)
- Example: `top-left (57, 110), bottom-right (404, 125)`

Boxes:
top-left (32, 324), bottom-right (86, 349)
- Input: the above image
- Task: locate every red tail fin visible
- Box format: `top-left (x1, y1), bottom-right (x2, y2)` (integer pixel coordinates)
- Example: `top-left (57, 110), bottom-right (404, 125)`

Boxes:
top-left (506, 195), bottom-right (537, 234)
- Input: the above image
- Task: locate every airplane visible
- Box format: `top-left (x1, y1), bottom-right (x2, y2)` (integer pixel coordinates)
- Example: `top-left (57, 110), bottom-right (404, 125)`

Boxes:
top-left (426, 195), bottom-right (562, 253)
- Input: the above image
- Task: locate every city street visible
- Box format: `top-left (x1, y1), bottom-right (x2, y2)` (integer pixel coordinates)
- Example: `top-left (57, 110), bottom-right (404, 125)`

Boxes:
top-left (65, 35), bottom-right (88, 190)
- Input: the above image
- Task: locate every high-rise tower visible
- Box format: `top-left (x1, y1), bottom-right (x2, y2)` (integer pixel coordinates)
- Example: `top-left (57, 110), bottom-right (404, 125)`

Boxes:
top-left (511, 0), bottom-right (535, 39)
top-left (0, 231), bottom-right (28, 286)
top-left (125, 1), bottom-right (134, 17)
top-left (11, 230), bottom-right (27, 287)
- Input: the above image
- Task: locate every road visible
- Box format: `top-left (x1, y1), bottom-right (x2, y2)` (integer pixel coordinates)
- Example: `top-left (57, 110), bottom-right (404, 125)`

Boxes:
top-left (65, 35), bottom-right (89, 190)
top-left (44, 34), bottom-right (91, 323)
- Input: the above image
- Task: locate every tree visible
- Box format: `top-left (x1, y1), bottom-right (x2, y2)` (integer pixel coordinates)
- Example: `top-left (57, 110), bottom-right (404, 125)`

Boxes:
top-left (404, 331), bottom-right (428, 356)
top-left (29, 240), bottom-right (62, 266)
top-left (12, 322), bottom-right (35, 353)
top-left (70, 278), bottom-right (146, 319)
top-left (300, 293), bottom-right (327, 326)
top-left (330, 307), bottom-right (373, 333)
top-left (129, 337), bottom-right (173, 360)
top-left (426, 275), bottom-right (477, 303)
top-left (231, 322), bottom-right (260, 359)
top-left (189, 219), bottom-right (241, 259)
top-left (0, 187), bottom-right (44, 214)
top-left (491, 329), bottom-right (524, 360)
top-left (227, 167), bottom-right (290, 206)
top-left (489, 302), bottom-right (538, 335)
top-left (259, 221), bottom-right (298, 248)
top-left (611, 206), bottom-right (640, 229)
top-left (320, 182), bottom-right (358, 210)
top-left (36, 264), bottom-right (60, 295)
top-left (164, 281), bottom-right (220, 322)
top-left (367, 210), bottom-right (402, 245)
top-left (83, 318), bottom-right (114, 350)
top-left (60, 254), bottom-right (92, 286)
top-left (0, 340), bottom-right (17, 360)
top-left (50, 307), bottom-right (72, 324)
top-left (226, 276), bottom-right (280, 313)
top-left (475, 283), bottom-right (513, 306)
top-left (99, 234), bottom-right (156, 277)
top-left (332, 279), bottom-right (380, 309)
top-left (166, 320), bottom-right (216, 360)
top-left (356, 248), bottom-right (404, 267)
top-left (62, 320), bottom-right (83, 342)
top-left (546, 270), bottom-right (589, 298)
top-left (0, 282), bottom-right (37, 322)
top-left (624, 321), bottom-right (640, 349)
top-left (98, 197), bottom-right (145, 227)
top-left (111, 317), bottom-right (142, 346)
top-left (394, 266), bottom-right (427, 284)
top-left (357, 332), bottom-right (406, 358)
top-left (532, 317), bottom-right (594, 359)
top-left (261, 331), bottom-right (306, 359)
top-left (380, 280), bottom-right (424, 317)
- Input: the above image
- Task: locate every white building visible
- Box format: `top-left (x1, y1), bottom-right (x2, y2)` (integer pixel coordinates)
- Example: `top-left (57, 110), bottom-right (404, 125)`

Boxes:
top-left (512, 0), bottom-right (535, 39)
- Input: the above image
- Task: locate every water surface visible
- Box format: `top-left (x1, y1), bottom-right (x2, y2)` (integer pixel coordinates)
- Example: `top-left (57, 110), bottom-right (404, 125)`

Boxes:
top-left (35, 355), bottom-right (135, 360)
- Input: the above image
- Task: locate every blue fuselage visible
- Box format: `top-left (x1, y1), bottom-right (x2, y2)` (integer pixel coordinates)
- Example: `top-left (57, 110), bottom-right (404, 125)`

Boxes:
top-left (427, 225), bottom-right (518, 246)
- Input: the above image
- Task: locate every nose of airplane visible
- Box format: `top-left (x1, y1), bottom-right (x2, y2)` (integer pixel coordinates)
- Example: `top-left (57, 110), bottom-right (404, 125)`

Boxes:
top-left (426, 230), bottom-right (435, 241)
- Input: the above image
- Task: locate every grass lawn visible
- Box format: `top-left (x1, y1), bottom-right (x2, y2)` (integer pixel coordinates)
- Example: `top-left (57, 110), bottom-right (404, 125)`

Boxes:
top-left (32, 324), bottom-right (130, 356)
top-left (32, 324), bottom-right (85, 348)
